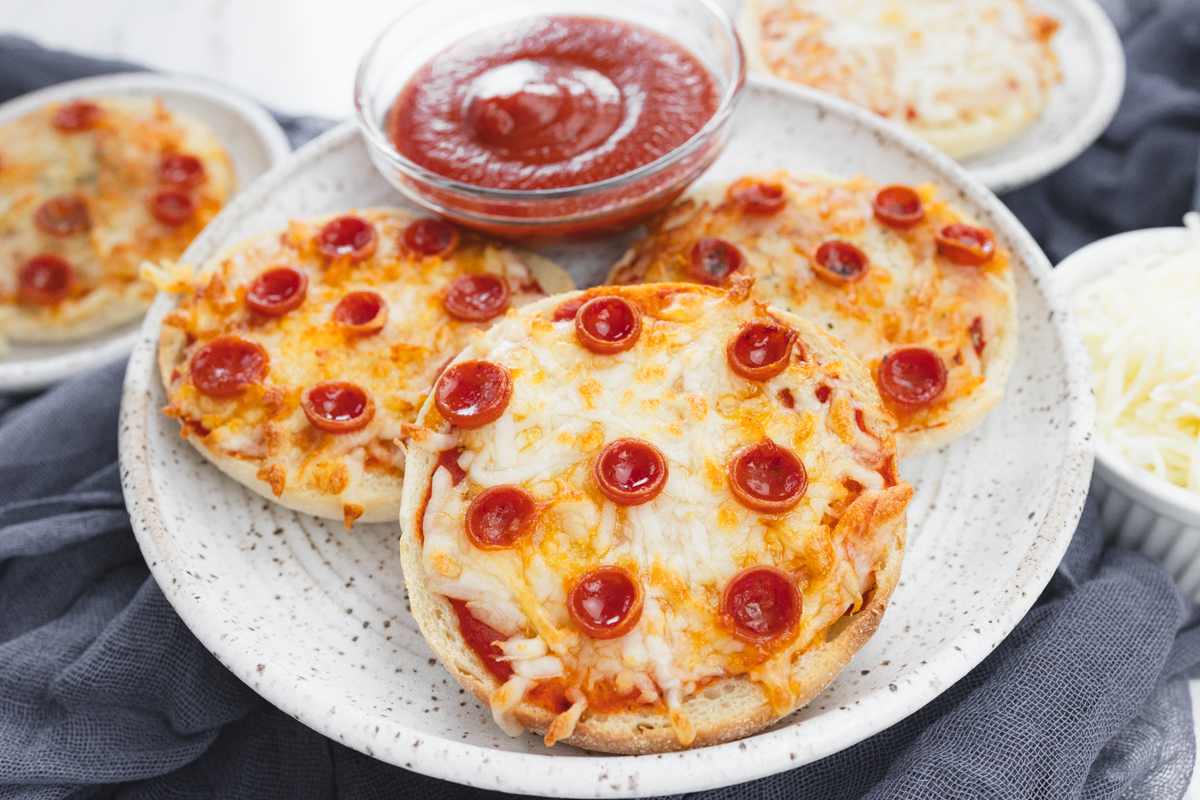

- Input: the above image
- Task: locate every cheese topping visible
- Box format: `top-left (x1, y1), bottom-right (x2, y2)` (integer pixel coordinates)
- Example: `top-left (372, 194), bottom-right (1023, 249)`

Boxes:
top-left (609, 173), bottom-right (1017, 454)
top-left (1071, 213), bottom-right (1200, 493)
top-left (0, 96), bottom-right (233, 342)
top-left (415, 284), bottom-right (911, 742)
top-left (160, 209), bottom-right (556, 522)
top-left (743, 0), bottom-right (1061, 158)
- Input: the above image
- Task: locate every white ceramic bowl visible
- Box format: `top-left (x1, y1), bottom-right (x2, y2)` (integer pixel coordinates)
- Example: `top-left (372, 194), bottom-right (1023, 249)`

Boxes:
top-left (0, 72), bottom-right (292, 394)
top-left (1055, 226), bottom-right (1200, 600)
top-left (119, 75), bottom-right (1095, 797)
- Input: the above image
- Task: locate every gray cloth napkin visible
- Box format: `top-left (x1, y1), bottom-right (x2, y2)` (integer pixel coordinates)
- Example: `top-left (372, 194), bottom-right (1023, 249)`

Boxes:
top-left (3, 0), bottom-right (1200, 794)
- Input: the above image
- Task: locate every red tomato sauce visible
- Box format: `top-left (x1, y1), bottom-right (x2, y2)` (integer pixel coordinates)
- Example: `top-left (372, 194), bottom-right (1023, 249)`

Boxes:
top-left (390, 16), bottom-right (719, 192)
top-left (448, 598), bottom-right (513, 683)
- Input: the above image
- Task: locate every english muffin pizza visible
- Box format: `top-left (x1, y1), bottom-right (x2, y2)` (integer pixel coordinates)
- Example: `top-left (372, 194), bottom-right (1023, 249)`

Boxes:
top-left (155, 208), bottom-right (572, 527)
top-left (399, 279), bottom-right (913, 753)
top-left (608, 172), bottom-right (1018, 457)
top-left (739, 0), bottom-right (1061, 159)
top-left (0, 96), bottom-right (234, 344)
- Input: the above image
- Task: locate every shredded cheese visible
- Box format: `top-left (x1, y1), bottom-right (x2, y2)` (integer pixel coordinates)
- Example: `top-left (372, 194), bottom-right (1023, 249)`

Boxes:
top-left (1070, 213), bottom-right (1200, 493)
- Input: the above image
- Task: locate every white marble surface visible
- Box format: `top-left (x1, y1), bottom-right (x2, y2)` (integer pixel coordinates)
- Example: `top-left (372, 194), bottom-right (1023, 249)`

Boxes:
top-left (2, 0), bottom-right (1197, 794)
top-left (1, 0), bottom-right (410, 119)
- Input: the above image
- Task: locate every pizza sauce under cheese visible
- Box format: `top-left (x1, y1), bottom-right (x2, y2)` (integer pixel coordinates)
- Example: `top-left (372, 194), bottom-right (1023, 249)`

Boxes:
top-left (0, 96), bottom-right (232, 340)
top-left (608, 173), bottom-right (1017, 455)
top-left (408, 282), bottom-right (912, 746)
top-left (159, 209), bottom-right (558, 526)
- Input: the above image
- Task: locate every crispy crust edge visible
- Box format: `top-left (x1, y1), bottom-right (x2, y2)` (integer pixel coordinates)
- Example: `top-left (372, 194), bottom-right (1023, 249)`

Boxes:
top-left (605, 173), bottom-right (1020, 459)
top-left (397, 283), bottom-right (911, 754)
top-left (156, 207), bottom-right (575, 524)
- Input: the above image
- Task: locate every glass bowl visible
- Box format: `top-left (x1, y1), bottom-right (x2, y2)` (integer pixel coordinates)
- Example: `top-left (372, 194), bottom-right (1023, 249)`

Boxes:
top-left (354, 0), bottom-right (744, 241)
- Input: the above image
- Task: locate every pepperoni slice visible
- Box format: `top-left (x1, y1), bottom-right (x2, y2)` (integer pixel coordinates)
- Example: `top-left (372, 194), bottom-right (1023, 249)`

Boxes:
top-left (936, 224), bottom-right (996, 266)
top-left (729, 441), bottom-right (808, 513)
top-left (575, 296), bottom-right (641, 355)
top-left (148, 190), bottom-right (196, 227)
top-left (466, 485), bottom-right (537, 549)
top-left (729, 179), bottom-right (786, 216)
top-left (872, 185), bottom-right (925, 229)
top-left (18, 255), bottom-right (74, 306)
top-left (567, 565), bottom-right (644, 640)
top-left (189, 336), bottom-right (268, 397)
top-left (334, 291), bottom-right (388, 335)
top-left (727, 321), bottom-right (797, 381)
top-left (877, 346), bottom-right (947, 410)
top-left (33, 196), bottom-right (90, 237)
top-left (315, 216), bottom-right (378, 262)
top-left (444, 274), bottom-right (510, 321)
top-left (687, 238), bottom-right (744, 285)
top-left (52, 101), bottom-right (104, 132)
top-left (434, 361), bottom-right (512, 428)
top-left (159, 153), bottom-right (206, 188)
top-left (245, 267), bottom-right (307, 316)
top-left (552, 296), bottom-right (588, 322)
top-left (813, 241), bottom-right (869, 284)
top-left (969, 317), bottom-right (986, 358)
top-left (302, 381), bottom-right (375, 433)
top-left (720, 565), bottom-right (801, 644)
top-left (403, 218), bottom-right (459, 257)
top-left (593, 438), bottom-right (668, 506)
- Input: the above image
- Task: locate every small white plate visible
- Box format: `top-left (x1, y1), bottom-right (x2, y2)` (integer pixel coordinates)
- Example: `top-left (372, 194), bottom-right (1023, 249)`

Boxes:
top-left (0, 72), bottom-right (291, 393)
top-left (119, 77), bottom-right (1095, 797)
top-left (1055, 226), bottom-right (1200, 598)
top-left (962, 0), bottom-right (1125, 192)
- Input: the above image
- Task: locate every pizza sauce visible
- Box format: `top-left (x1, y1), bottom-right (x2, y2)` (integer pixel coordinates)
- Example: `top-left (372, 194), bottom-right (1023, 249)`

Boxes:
top-left (392, 16), bottom-right (718, 191)
top-left (388, 17), bottom-right (723, 237)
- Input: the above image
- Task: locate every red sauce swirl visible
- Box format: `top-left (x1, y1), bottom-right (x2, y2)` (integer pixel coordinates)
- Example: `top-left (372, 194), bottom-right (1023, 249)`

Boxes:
top-left (391, 16), bottom-right (718, 192)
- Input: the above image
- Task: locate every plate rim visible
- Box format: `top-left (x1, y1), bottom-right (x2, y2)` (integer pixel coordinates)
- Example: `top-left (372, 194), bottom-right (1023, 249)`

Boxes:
top-left (965, 0), bottom-right (1125, 192)
top-left (0, 70), bottom-right (292, 393)
top-left (118, 76), bottom-right (1096, 797)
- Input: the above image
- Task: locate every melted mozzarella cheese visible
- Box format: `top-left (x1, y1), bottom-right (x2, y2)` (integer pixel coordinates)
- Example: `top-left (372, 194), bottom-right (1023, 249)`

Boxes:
top-left (1071, 214), bottom-right (1200, 493)
top-left (746, 0), bottom-right (1060, 158)
top-left (418, 287), bottom-right (905, 732)
top-left (611, 173), bottom-right (1016, 443)
top-left (162, 209), bottom-right (553, 514)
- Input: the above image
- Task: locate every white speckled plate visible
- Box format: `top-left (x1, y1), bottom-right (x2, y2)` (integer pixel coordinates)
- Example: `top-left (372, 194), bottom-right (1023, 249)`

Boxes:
top-left (119, 77), bottom-right (1095, 797)
top-left (0, 72), bottom-right (291, 393)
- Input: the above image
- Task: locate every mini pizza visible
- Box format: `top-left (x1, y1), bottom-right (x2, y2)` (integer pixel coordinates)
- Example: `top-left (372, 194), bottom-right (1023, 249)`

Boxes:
top-left (156, 208), bottom-right (573, 527)
top-left (0, 96), bottom-right (234, 343)
top-left (608, 172), bottom-right (1019, 457)
top-left (739, 0), bottom-right (1061, 159)
top-left (399, 280), bottom-right (913, 753)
